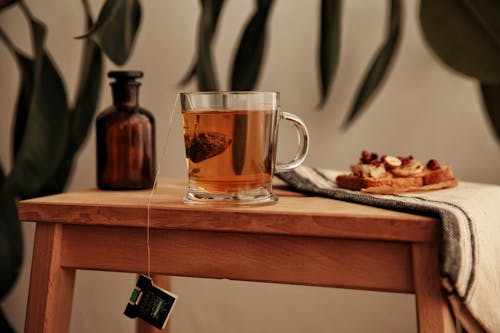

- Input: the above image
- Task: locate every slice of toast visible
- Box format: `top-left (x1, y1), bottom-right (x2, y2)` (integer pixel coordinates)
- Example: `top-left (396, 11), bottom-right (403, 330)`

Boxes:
top-left (336, 152), bottom-right (458, 194)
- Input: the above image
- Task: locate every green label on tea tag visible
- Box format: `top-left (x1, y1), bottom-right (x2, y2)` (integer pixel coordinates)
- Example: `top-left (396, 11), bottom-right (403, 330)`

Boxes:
top-left (124, 274), bottom-right (177, 329)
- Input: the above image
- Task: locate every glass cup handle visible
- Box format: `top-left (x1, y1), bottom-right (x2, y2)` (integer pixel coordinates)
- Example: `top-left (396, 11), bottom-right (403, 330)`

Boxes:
top-left (275, 112), bottom-right (310, 173)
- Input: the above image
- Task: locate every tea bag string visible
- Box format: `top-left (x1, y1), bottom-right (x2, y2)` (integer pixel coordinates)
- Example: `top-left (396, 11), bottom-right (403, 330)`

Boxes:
top-left (146, 93), bottom-right (180, 278)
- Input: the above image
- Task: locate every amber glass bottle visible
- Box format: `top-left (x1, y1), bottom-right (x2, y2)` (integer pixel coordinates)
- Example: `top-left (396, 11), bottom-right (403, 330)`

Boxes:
top-left (96, 71), bottom-right (155, 190)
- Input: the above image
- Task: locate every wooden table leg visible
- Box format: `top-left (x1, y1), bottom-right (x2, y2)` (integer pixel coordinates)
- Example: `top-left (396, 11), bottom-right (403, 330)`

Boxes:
top-left (412, 243), bottom-right (456, 333)
top-left (137, 274), bottom-right (172, 333)
top-left (25, 223), bottom-right (76, 333)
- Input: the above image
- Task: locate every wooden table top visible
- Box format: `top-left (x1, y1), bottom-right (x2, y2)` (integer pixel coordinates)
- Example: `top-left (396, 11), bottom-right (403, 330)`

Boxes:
top-left (19, 178), bottom-right (439, 243)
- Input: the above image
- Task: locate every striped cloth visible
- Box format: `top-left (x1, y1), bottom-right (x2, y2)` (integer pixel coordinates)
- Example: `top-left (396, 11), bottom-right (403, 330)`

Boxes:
top-left (277, 166), bottom-right (500, 333)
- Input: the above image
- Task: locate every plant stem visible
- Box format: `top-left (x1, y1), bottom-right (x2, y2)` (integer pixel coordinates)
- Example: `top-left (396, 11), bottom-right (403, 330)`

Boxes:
top-left (17, 0), bottom-right (33, 19)
top-left (0, 27), bottom-right (20, 56)
top-left (81, 0), bottom-right (92, 20)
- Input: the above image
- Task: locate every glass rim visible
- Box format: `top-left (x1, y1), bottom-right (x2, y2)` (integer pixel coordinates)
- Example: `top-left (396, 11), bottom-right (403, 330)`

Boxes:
top-left (180, 91), bottom-right (279, 97)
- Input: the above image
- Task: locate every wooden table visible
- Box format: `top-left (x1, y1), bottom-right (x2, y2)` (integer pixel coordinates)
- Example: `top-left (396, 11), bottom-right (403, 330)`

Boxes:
top-left (19, 179), bottom-right (455, 333)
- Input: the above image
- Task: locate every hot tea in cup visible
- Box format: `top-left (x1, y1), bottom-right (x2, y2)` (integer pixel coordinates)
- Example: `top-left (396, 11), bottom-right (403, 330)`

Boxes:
top-left (181, 91), bottom-right (309, 205)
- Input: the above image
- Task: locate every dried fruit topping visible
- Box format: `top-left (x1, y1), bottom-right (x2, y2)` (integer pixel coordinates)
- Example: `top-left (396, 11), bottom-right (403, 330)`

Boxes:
top-left (426, 159), bottom-right (441, 170)
top-left (399, 155), bottom-right (413, 166)
top-left (361, 150), bottom-right (371, 163)
top-left (369, 159), bottom-right (381, 167)
top-left (383, 155), bottom-right (402, 169)
top-left (360, 150), bottom-right (379, 164)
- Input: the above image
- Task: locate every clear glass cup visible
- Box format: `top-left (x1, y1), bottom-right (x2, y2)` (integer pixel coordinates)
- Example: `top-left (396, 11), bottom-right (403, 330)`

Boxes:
top-left (181, 91), bottom-right (309, 205)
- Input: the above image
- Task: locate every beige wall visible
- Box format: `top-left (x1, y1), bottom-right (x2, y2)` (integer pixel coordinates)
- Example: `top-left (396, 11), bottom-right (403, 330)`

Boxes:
top-left (1, 1), bottom-right (499, 332)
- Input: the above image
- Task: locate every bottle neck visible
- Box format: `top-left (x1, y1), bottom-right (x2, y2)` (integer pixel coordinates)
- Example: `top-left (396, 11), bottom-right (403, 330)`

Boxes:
top-left (112, 83), bottom-right (139, 109)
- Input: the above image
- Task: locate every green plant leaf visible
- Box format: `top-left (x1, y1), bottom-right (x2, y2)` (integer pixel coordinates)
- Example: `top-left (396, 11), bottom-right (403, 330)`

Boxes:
top-left (480, 81), bottom-right (500, 140)
top-left (230, 0), bottom-right (274, 91)
top-left (0, 308), bottom-right (15, 333)
top-left (0, 166), bottom-right (23, 301)
top-left (462, 0), bottom-right (500, 41)
top-left (318, 0), bottom-right (342, 108)
top-left (419, 0), bottom-right (500, 83)
top-left (70, 10), bottom-right (103, 153)
top-left (11, 53), bottom-right (34, 161)
top-left (7, 4), bottom-right (70, 199)
top-left (179, 0), bottom-right (225, 87)
top-left (37, 155), bottom-right (74, 196)
top-left (76, 0), bottom-right (116, 37)
top-left (178, 63), bottom-right (198, 87)
top-left (196, 0), bottom-right (222, 90)
top-left (77, 0), bottom-right (141, 66)
top-left (0, 0), bottom-right (16, 11)
top-left (0, 29), bottom-right (35, 161)
top-left (343, 0), bottom-right (402, 128)
top-left (37, 5), bottom-right (104, 196)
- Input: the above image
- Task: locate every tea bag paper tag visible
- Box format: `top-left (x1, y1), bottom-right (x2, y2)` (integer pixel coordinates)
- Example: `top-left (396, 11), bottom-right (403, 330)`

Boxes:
top-left (124, 274), bottom-right (177, 329)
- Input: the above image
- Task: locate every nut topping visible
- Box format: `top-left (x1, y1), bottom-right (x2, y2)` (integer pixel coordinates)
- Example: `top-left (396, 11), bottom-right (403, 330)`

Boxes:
top-left (383, 155), bottom-right (402, 169)
top-left (391, 159), bottom-right (425, 176)
top-left (369, 166), bottom-right (386, 179)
